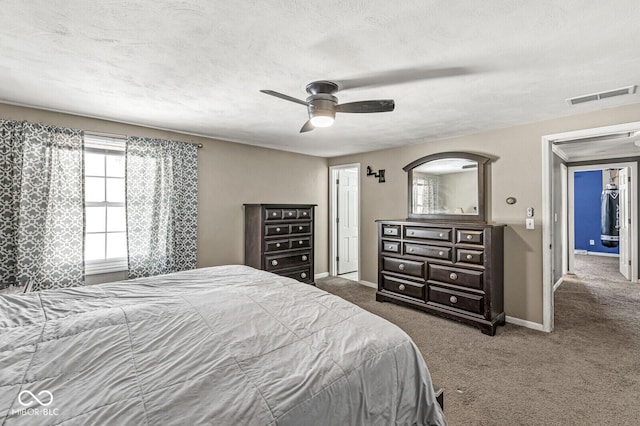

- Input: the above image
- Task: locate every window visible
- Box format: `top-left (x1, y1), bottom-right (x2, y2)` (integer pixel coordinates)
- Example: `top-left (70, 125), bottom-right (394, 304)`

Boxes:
top-left (84, 134), bottom-right (127, 274)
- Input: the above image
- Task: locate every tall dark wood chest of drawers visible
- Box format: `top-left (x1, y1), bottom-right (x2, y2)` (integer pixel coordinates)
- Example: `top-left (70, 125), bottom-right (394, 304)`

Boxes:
top-left (244, 204), bottom-right (316, 284)
top-left (376, 220), bottom-right (505, 335)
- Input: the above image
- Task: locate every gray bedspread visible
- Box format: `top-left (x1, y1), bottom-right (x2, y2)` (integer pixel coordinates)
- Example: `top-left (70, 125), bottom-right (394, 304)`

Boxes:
top-left (0, 265), bottom-right (445, 425)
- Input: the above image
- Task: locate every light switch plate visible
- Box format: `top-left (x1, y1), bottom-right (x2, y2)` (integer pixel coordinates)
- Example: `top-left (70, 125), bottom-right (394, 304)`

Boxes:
top-left (527, 207), bottom-right (534, 217)
top-left (526, 218), bottom-right (535, 230)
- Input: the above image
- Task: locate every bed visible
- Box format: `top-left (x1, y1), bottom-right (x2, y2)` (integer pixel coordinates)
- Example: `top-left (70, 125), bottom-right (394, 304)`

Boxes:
top-left (0, 265), bottom-right (445, 425)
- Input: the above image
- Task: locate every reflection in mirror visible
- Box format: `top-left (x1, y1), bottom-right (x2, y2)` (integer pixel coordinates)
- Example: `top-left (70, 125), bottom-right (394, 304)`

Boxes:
top-left (404, 151), bottom-right (489, 222)
top-left (412, 158), bottom-right (479, 215)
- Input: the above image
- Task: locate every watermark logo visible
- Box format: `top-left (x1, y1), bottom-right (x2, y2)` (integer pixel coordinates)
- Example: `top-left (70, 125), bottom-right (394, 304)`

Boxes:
top-left (12, 389), bottom-right (59, 417)
top-left (18, 390), bottom-right (54, 407)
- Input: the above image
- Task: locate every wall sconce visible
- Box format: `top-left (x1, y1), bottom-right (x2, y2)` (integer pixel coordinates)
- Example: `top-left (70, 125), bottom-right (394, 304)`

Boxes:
top-left (366, 166), bottom-right (385, 183)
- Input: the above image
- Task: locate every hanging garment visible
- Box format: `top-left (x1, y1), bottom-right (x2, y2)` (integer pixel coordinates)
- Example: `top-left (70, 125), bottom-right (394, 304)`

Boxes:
top-left (601, 186), bottom-right (619, 247)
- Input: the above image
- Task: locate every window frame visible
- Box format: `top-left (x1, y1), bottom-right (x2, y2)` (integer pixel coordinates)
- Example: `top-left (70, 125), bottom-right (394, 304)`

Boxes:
top-left (83, 134), bottom-right (128, 276)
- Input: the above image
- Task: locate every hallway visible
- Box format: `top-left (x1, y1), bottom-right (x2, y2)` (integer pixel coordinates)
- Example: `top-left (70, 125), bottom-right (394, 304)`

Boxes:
top-left (556, 253), bottom-right (640, 341)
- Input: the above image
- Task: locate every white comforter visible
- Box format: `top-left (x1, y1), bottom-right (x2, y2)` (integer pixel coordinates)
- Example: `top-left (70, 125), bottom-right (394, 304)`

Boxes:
top-left (0, 265), bottom-right (445, 425)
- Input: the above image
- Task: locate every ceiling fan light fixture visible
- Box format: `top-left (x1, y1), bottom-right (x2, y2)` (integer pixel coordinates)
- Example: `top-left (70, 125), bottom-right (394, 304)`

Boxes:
top-left (309, 111), bottom-right (335, 128)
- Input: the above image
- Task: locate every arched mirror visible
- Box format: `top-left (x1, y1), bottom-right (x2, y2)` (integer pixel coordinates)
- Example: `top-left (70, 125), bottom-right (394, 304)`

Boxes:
top-left (404, 152), bottom-right (490, 222)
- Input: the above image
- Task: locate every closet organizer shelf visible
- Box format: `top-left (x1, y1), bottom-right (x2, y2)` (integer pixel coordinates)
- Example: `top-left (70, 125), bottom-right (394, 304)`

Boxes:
top-left (376, 219), bottom-right (505, 335)
top-left (244, 204), bottom-right (316, 284)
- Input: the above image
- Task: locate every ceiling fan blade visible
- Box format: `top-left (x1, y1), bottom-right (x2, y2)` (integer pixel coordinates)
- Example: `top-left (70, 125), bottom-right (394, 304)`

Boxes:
top-left (300, 120), bottom-right (314, 133)
top-left (335, 66), bottom-right (474, 90)
top-left (336, 100), bottom-right (395, 113)
top-left (260, 90), bottom-right (308, 106)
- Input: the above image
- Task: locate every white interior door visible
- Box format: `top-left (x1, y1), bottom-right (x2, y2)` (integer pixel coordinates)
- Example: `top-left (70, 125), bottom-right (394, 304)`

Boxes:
top-left (337, 169), bottom-right (358, 274)
top-left (618, 167), bottom-right (631, 279)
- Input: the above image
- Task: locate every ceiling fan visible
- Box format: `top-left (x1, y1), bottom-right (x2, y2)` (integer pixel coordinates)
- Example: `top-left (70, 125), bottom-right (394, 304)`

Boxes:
top-left (260, 80), bottom-right (395, 133)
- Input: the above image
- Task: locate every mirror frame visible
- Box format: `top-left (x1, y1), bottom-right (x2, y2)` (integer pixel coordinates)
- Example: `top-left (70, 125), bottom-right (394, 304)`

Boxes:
top-left (404, 151), bottom-right (490, 222)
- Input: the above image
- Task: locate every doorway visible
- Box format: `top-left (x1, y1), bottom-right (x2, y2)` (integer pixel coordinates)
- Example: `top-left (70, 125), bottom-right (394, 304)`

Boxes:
top-left (568, 164), bottom-right (633, 282)
top-left (329, 164), bottom-right (360, 281)
top-left (542, 121), bottom-right (640, 332)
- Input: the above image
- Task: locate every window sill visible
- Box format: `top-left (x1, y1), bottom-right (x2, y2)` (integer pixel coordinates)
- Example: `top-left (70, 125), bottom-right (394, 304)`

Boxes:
top-left (85, 258), bottom-right (128, 276)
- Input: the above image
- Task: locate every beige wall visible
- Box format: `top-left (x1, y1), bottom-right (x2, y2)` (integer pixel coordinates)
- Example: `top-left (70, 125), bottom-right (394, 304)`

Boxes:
top-left (0, 104), bottom-right (329, 283)
top-left (329, 103), bottom-right (640, 324)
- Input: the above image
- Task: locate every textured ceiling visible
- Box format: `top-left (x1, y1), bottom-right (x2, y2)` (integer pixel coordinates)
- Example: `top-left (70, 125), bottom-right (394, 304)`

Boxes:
top-left (1, 1), bottom-right (640, 157)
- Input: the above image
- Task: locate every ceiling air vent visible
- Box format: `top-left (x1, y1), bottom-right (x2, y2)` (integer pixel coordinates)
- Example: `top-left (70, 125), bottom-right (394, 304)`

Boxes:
top-left (566, 85), bottom-right (637, 106)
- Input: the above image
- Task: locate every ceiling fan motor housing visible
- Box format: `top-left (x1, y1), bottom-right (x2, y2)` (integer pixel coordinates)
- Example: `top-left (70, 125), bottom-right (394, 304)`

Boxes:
top-left (307, 94), bottom-right (337, 123)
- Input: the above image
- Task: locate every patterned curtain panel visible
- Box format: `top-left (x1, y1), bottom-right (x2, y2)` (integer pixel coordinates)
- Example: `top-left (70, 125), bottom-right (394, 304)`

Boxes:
top-left (0, 120), bottom-right (84, 291)
top-left (126, 137), bottom-right (198, 278)
top-left (413, 175), bottom-right (440, 214)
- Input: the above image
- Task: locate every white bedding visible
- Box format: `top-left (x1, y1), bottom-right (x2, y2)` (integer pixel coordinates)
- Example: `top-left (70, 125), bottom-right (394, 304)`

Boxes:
top-left (0, 265), bottom-right (445, 425)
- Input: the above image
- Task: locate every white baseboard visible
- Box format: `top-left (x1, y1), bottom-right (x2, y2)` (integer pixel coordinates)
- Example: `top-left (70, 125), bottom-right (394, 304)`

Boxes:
top-left (314, 272), bottom-right (329, 280)
top-left (505, 316), bottom-right (546, 332)
top-left (359, 280), bottom-right (377, 289)
top-left (553, 277), bottom-right (564, 292)
top-left (586, 251), bottom-right (619, 257)
top-left (574, 249), bottom-right (619, 258)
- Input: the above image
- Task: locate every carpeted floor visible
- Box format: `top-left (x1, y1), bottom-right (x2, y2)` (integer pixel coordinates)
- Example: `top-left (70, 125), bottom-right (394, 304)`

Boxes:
top-left (317, 254), bottom-right (640, 425)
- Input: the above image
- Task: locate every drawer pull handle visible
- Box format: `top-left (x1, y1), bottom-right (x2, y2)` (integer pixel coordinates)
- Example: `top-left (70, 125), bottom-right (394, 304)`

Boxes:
top-left (276, 243), bottom-right (281, 248)
top-left (450, 295), bottom-right (458, 304)
top-left (299, 240), bottom-right (303, 245)
top-left (466, 254), bottom-right (473, 260)
top-left (276, 227), bottom-right (281, 232)
top-left (288, 212), bottom-right (293, 216)
top-left (438, 251), bottom-right (444, 256)
top-left (302, 212), bottom-right (307, 216)
top-left (299, 226), bottom-right (303, 230)
top-left (302, 255), bottom-right (308, 261)
top-left (449, 272), bottom-right (458, 280)
top-left (467, 234), bottom-right (473, 240)
top-left (439, 232), bottom-right (444, 237)
top-left (301, 272), bottom-right (307, 279)
top-left (408, 231), bottom-right (414, 235)
top-left (398, 284), bottom-right (406, 291)
top-left (398, 263), bottom-right (405, 271)
top-left (272, 212), bottom-right (277, 217)
top-left (408, 247), bottom-right (414, 252)
top-left (271, 260), bottom-right (278, 266)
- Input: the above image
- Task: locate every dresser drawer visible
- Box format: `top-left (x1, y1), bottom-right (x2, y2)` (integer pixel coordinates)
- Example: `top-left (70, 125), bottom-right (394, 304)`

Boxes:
top-left (428, 264), bottom-right (483, 290)
top-left (382, 240), bottom-right (401, 254)
top-left (265, 239), bottom-right (290, 252)
top-left (265, 208), bottom-right (282, 221)
top-left (297, 208), bottom-right (312, 219)
top-left (405, 227), bottom-right (451, 242)
top-left (290, 223), bottom-right (311, 234)
top-left (265, 224), bottom-right (289, 236)
top-left (382, 224), bottom-right (400, 237)
top-left (381, 275), bottom-right (425, 300)
top-left (405, 243), bottom-right (451, 261)
top-left (457, 229), bottom-right (483, 245)
top-left (265, 252), bottom-right (311, 271)
top-left (290, 236), bottom-right (311, 249)
top-left (429, 285), bottom-right (484, 315)
top-left (282, 209), bottom-right (297, 219)
top-left (456, 249), bottom-right (484, 265)
top-left (279, 267), bottom-right (312, 282)
top-left (382, 257), bottom-right (425, 279)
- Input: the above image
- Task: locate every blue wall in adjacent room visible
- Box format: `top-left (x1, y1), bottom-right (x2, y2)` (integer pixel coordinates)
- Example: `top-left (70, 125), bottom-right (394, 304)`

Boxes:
top-left (574, 170), bottom-right (619, 254)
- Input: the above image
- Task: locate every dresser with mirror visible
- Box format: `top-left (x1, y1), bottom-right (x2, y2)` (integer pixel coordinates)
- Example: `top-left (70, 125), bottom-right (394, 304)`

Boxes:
top-left (376, 152), bottom-right (505, 335)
